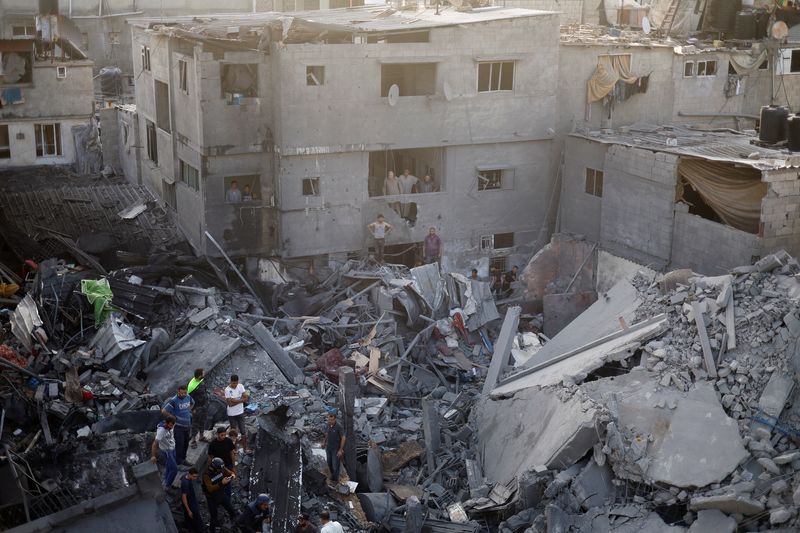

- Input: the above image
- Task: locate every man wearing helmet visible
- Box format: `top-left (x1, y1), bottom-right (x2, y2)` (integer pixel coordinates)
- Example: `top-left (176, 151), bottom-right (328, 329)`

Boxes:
top-left (202, 457), bottom-right (237, 533)
top-left (237, 493), bottom-right (272, 533)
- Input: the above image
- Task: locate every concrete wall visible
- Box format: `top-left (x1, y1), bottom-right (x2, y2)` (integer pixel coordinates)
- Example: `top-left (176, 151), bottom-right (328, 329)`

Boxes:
top-left (761, 168), bottom-right (800, 258)
top-left (499, 0), bottom-right (585, 24)
top-left (670, 206), bottom-right (761, 274)
top-left (559, 135), bottom-right (607, 242)
top-left (116, 107), bottom-right (141, 183)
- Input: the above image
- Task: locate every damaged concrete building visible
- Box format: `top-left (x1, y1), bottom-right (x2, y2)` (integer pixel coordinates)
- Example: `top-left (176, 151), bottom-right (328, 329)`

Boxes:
top-left (113, 6), bottom-right (559, 271)
top-left (0, 10), bottom-right (94, 168)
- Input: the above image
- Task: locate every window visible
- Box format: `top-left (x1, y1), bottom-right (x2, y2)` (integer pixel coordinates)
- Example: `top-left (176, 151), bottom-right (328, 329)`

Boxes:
top-left (178, 59), bottom-right (188, 93)
top-left (477, 169), bottom-right (512, 191)
top-left (696, 59), bottom-right (717, 77)
top-left (306, 66), bottom-right (325, 86)
top-left (107, 32), bottom-right (120, 45)
top-left (302, 177), bottom-right (320, 196)
top-left (221, 64), bottom-right (259, 98)
top-left (585, 168), bottom-right (603, 197)
top-left (12, 26), bottom-right (36, 37)
top-left (480, 233), bottom-right (515, 251)
top-left (180, 160), bottom-right (199, 191)
top-left (490, 256), bottom-right (508, 273)
top-left (684, 61), bottom-right (695, 77)
top-left (759, 58), bottom-right (769, 70)
top-left (56, 66), bottom-right (67, 79)
top-left (34, 124), bottom-right (61, 157)
top-left (381, 63), bottom-right (436, 97)
top-left (477, 61), bottom-right (514, 92)
top-left (163, 181), bottom-right (176, 209)
top-left (224, 175), bottom-right (260, 203)
top-left (146, 120), bottom-right (158, 164)
top-left (0, 125), bottom-right (10, 159)
top-left (154, 80), bottom-right (170, 133)
top-left (141, 45), bottom-right (151, 71)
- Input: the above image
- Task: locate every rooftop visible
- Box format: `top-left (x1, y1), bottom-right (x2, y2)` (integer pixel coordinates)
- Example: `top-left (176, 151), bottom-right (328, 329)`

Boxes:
top-left (571, 124), bottom-right (800, 170)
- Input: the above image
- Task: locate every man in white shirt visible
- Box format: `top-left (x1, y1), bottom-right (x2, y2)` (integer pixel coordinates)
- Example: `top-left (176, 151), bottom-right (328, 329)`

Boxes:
top-left (319, 511), bottom-right (344, 533)
top-left (224, 374), bottom-right (250, 453)
top-left (150, 415), bottom-right (178, 489)
top-left (397, 169), bottom-right (418, 219)
top-left (367, 214), bottom-right (393, 264)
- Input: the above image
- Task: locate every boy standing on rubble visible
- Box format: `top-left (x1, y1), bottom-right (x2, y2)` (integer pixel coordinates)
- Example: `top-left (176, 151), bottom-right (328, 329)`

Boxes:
top-left (150, 415), bottom-right (178, 489)
top-left (224, 374), bottom-right (250, 454)
top-left (162, 384), bottom-right (195, 466)
top-left (323, 412), bottom-right (345, 485)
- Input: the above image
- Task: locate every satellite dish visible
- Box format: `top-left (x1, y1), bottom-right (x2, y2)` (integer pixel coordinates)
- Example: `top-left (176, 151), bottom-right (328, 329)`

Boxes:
top-left (388, 84), bottom-right (399, 106)
top-left (642, 16), bottom-right (651, 35)
top-left (443, 81), bottom-right (453, 102)
top-left (771, 21), bottom-right (789, 41)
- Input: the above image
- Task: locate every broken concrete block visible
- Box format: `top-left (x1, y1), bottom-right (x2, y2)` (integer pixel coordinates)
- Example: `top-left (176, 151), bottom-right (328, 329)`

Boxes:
top-left (76, 426), bottom-right (92, 438)
top-left (757, 457), bottom-right (781, 475)
top-left (769, 508), bottom-right (792, 525)
top-left (690, 493), bottom-right (765, 515)
top-left (687, 510), bottom-right (736, 533)
top-left (188, 306), bottom-right (216, 325)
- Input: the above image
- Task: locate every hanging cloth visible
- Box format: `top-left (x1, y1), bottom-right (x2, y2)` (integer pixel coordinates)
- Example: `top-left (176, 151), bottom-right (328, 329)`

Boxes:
top-left (587, 55), bottom-right (639, 103)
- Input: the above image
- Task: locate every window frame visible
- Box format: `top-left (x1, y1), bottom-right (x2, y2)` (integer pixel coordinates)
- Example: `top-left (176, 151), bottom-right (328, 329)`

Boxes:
top-left (683, 61), bottom-right (695, 77)
top-left (56, 66), bottom-right (67, 79)
top-left (141, 45), bottom-right (151, 72)
top-left (302, 177), bottom-right (321, 196)
top-left (178, 59), bottom-right (189, 94)
top-left (585, 167), bottom-right (604, 197)
top-left (179, 159), bottom-right (200, 191)
top-left (34, 123), bottom-right (61, 158)
top-left (145, 120), bottom-right (158, 164)
top-left (696, 59), bottom-right (717, 77)
top-left (0, 124), bottom-right (10, 159)
top-left (477, 167), bottom-right (515, 192)
top-left (306, 66), bottom-right (325, 86)
top-left (477, 61), bottom-right (515, 93)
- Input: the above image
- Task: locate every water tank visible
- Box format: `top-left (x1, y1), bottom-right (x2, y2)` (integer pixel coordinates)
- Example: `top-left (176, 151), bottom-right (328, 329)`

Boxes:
top-left (99, 67), bottom-right (123, 97)
top-left (754, 10), bottom-right (770, 39)
top-left (712, 0), bottom-right (742, 31)
top-left (734, 11), bottom-right (756, 40)
top-left (788, 115), bottom-right (800, 152)
top-left (760, 105), bottom-right (791, 144)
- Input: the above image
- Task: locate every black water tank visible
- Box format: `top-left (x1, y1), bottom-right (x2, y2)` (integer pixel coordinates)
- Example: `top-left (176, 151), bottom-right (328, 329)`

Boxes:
top-left (788, 115), bottom-right (800, 152)
top-left (734, 11), bottom-right (757, 39)
top-left (760, 105), bottom-right (790, 144)
top-left (754, 10), bottom-right (770, 39)
top-left (38, 0), bottom-right (58, 15)
top-left (712, 0), bottom-right (742, 31)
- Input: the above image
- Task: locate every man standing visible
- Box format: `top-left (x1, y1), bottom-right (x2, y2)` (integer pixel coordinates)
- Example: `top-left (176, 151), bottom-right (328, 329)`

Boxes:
top-left (180, 467), bottom-right (204, 533)
top-left (367, 214), bottom-right (393, 264)
top-left (208, 426), bottom-right (237, 473)
top-left (236, 493), bottom-right (272, 533)
top-left (470, 268), bottom-right (479, 281)
top-left (502, 265), bottom-right (519, 297)
top-left (319, 511), bottom-right (344, 533)
top-left (323, 412), bottom-right (345, 485)
top-left (418, 174), bottom-right (437, 193)
top-left (226, 180), bottom-right (242, 203)
top-left (188, 368), bottom-right (208, 449)
top-left (202, 457), bottom-right (237, 533)
top-left (150, 415), bottom-right (178, 489)
top-left (162, 384), bottom-right (194, 466)
top-left (397, 169), bottom-right (418, 218)
top-left (382, 171), bottom-right (401, 215)
top-left (423, 228), bottom-right (442, 265)
top-left (294, 513), bottom-right (319, 533)
top-left (224, 375), bottom-right (249, 454)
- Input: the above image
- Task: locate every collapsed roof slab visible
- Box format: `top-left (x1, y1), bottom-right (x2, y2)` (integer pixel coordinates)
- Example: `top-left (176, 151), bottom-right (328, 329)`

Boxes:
top-left (473, 386), bottom-right (598, 485)
top-left (145, 329), bottom-right (242, 398)
top-left (583, 369), bottom-right (748, 488)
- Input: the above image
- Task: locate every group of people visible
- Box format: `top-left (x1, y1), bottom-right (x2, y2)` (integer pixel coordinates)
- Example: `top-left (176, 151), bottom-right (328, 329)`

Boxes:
top-left (382, 169), bottom-right (438, 222)
top-left (471, 265), bottom-right (519, 297)
top-left (150, 371), bottom-right (346, 533)
top-left (366, 214), bottom-right (442, 265)
top-left (226, 180), bottom-right (256, 204)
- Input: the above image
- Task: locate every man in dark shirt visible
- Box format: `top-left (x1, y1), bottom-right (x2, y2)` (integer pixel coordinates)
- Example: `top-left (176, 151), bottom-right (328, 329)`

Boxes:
top-left (202, 458), bottom-right (236, 533)
top-left (236, 493), bottom-right (271, 533)
top-left (188, 368), bottom-right (208, 449)
top-left (180, 467), bottom-right (203, 532)
top-left (323, 412), bottom-right (345, 484)
top-left (294, 513), bottom-right (319, 533)
top-left (208, 426), bottom-right (237, 473)
top-left (502, 265), bottom-right (519, 297)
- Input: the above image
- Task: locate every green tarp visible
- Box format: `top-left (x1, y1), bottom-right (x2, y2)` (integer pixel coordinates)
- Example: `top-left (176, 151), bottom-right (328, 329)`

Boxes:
top-left (80, 279), bottom-right (114, 325)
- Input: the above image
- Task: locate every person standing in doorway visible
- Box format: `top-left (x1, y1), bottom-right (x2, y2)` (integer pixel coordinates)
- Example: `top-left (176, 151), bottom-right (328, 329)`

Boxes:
top-left (367, 214), bottom-right (393, 264)
top-left (418, 174), bottom-right (437, 193)
top-left (382, 171), bottom-right (401, 215)
top-left (226, 180), bottom-right (242, 203)
top-left (224, 375), bottom-right (250, 454)
top-left (398, 169), bottom-right (418, 219)
top-left (423, 228), bottom-right (442, 265)
top-left (150, 415), bottom-right (178, 489)
top-left (162, 384), bottom-right (194, 466)
top-left (323, 412), bottom-right (345, 485)
top-left (188, 368), bottom-right (208, 449)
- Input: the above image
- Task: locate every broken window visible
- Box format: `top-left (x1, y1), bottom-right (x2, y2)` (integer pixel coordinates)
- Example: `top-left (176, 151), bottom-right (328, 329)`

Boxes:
top-left (696, 59), bottom-right (717, 77)
top-left (146, 120), bottom-right (158, 164)
top-left (759, 58), bottom-right (769, 70)
top-left (34, 123), bottom-right (61, 157)
top-left (224, 175), bottom-right (260, 204)
top-left (302, 178), bottom-right (320, 196)
top-left (12, 26), bottom-right (36, 37)
top-left (0, 125), bottom-right (10, 158)
top-left (683, 61), bottom-right (695, 77)
top-left (368, 148), bottom-right (444, 197)
top-left (141, 45), bottom-right (151, 72)
top-left (477, 61), bottom-right (514, 92)
top-left (481, 233), bottom-right (514, 251)
top-left (306, 66), bottom-right (324, 86)
top-left (0, 45), bottom-right (34, 85)
top-left (381, 63), bottom-right (436, 97)
top-left (585, 168), bottom-right (603, 197)
top-left (154, 79), bottom-right (170, 133)
top-left (180, 160), bottom-right (199, 191)
top-left (221, 64), bottom-right (258, 98)
top-left (178, 59), bottom-right (188, 94)
top-left (477, 168), bottom-right (514, 191)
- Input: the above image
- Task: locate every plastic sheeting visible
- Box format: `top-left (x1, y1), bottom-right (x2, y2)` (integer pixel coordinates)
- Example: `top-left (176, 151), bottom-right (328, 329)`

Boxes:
top-left (81, 278), bottom-right (114, 325)
top-left (676, 159), bottom-right (766, 234)
top-left (729, 49), bottom-right (769, 75)
top-left (587, 55), bottom-right (638, 103)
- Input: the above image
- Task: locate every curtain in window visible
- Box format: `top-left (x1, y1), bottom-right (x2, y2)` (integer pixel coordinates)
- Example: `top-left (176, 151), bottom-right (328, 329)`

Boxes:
top-left (586, 55), bottom-right (639, 103)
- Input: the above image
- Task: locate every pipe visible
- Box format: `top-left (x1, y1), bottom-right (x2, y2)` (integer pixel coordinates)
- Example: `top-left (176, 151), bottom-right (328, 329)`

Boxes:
top-left (677, 111), bottom-right (760, 120)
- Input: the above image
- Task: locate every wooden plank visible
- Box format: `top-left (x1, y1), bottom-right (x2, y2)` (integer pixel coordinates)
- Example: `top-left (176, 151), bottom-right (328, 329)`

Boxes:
top-left (368, 347), bottom-right (381, 375)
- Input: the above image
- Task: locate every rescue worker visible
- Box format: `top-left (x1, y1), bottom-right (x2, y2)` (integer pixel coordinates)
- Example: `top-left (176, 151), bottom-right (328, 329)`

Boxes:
top-left (237, 493), bottom-right (272, 533)
top-left (202, 457), bottom-right (237, 533)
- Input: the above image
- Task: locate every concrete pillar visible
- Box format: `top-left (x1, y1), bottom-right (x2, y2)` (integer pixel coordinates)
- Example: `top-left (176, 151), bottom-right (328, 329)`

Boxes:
top-left (421, 399), bottom-right (440, 473)
top-left (338, 366), bottom-right (357, 480)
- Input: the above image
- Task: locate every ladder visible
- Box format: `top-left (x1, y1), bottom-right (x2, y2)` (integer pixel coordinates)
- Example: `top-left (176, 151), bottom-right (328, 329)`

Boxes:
top-left (660, 0), bottom-right (682, 36)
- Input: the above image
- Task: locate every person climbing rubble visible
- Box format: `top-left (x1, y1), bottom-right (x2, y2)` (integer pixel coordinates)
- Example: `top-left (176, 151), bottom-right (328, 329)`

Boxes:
top-left (202, 457), bottom-right (237, 533)
top-left (323, 411), bottom-right (345, 486)
top-left (162, 383), bottom-right (195, 466)
top-left (150, 415), bottom-right (178, 489)
top-left (236, 493), bottom-right (272, 533)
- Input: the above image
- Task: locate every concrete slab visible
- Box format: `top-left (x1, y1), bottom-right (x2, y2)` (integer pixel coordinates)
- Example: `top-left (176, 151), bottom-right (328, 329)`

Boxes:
top-left (583, 369), bottom-right (747, 488)
top-left (250, 322), bottom-right (305, 384)
top-left (572, 459), bottom-right (615, 509)
top-left (474, 386), bottom-right (598, 484)
top-left (689, 493), bottom-right (765, 515)
top-left (687, 510), bottom-right (736, 533)
top-left (145, 329), bottom-right (241, 398)
top-left (613, 512), bottom-right (687, 533)
top-left (482, 306), bottom-right (521, 395)
top-left (542, 291), bottom-right (598, 338)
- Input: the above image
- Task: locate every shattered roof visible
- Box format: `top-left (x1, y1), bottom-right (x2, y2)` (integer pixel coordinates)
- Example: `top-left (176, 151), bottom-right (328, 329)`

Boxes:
top-left (571, 124), bottom-right (800, 171)
top-left (129, 5), bottom-right (554, 39)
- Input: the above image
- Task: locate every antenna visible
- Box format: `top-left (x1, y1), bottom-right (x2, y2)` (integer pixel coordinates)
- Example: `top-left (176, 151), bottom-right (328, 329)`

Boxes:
top-left (387, 84), bottom-right (399, 106)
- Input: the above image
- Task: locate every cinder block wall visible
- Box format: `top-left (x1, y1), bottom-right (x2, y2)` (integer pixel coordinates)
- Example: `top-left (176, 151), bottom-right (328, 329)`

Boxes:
top-left (761, 168), bottom-right (800, 257)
